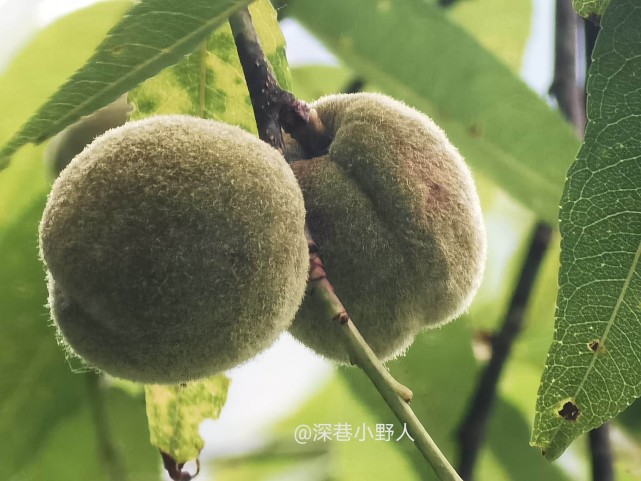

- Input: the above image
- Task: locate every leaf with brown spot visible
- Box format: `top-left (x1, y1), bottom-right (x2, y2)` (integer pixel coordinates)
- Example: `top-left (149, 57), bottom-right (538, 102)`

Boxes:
top-left (532, 0), bottom-right (641, 460)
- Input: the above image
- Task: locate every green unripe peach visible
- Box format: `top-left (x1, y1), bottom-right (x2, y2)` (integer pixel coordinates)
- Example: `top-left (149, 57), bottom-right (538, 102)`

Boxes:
top-left (39, 115), bottom-right (308, 383)
top-left (287, 93), bottom-right (486, 362)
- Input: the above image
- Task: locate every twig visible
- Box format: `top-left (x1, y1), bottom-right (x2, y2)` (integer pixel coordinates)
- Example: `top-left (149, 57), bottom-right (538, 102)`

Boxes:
top-left (589, 424), bottom-right (615, 481)
top-left (229, 11), bottom-right (330, 157)
top-left (230, 7), bottom-right (462, 481)
top-left (228, 11), bottom-right (292, 152)
top-left (86, 374), bottom-right (128, 481)
top-left (456, 223), bottom-right (553, 479)
top-left (305, 226), bottom-right (413, 404)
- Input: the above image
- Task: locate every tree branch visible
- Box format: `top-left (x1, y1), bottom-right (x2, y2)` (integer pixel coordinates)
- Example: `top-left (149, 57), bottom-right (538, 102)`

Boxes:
top-left (550, 0), bottom-right (585, 135)
top-left (342, 78), bottom-right (366, 95)
top-left (228, 11), bottom-right (291, 152)
top-left (230, 7), bottom-right (461, 481)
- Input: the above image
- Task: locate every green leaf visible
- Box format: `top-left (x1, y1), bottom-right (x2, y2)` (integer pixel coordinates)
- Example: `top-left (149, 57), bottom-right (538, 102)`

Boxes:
top-left (0, 5), bottom-right (138, 472)
top-left (212, 444), bottom-right (331, 481)
top-left (291, 66), bottom-right (354, 101)
top-left (17, 383), bottom-right (160, 481)
top-left (267, 320), bottom-right (569, 480)
top-left (350, 321), bottom-right (478, 479)
top-left (0, 196), bottom-right (87, 474)
top-left (447, 0), bottom-right (532, 72)
top-left (532, 0), bottom-right (641, 460)
top-left (573, 0), bottom-right (612, 17)
top-left (0, 0), bottom-right (254, 168)
top-left (483, 400), bottom-right (572, 481)
top-left (288, 0), bottom-right (579, 224)
top-left (259, 328), bottom-right (464, 481)
top-left (250, 0), bottom-right (292, 91)
top-left (144, 374), bottom-right (230, 463)
top-left (0, 1), bottom-right (130, 227)
top-left (129, 0), bottom-right (289, 132)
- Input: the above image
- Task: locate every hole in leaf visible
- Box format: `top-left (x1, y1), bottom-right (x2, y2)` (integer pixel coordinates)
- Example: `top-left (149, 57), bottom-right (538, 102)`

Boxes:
top-left (558, 401), bottom-right (580, 422)
top-left (588, 339), bottom-right (606, 353)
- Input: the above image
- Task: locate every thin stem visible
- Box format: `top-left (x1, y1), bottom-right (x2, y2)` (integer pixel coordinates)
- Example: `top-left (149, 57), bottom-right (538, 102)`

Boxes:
top-left (307, 230), bottom-right (458, 479)
top-left (229, 8), bottom-right (461, 481)
top-left (86, 374), bottom-right (128, 481)
top-left (456, 223), bottom-right (553, 480)
top-left (306, 228), bottom-right (413, 403)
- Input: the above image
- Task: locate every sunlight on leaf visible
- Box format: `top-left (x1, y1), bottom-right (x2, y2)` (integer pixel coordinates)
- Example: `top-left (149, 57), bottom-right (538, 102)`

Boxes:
top-left (290, 66), bottom-right (353, 102)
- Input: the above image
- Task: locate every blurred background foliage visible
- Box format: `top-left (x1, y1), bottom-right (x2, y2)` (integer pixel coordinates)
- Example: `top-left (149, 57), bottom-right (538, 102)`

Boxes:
top-left (1, 0), bottom-right (640, 480)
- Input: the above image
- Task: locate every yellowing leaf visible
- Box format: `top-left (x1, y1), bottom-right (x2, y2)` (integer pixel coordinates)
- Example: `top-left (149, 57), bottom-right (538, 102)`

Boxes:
top-left (129, 0), bottom-right (291, 133)
top-left (145, 374), bottom-right (230, 463)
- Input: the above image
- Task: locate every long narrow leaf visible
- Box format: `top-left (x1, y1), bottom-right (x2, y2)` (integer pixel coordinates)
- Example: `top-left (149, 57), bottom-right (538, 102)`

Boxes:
top-left (0, 0), bottom-right (252, 169)
top-left (532, 0), bottom-right (641, 460)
